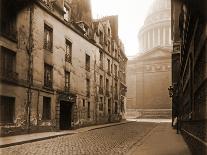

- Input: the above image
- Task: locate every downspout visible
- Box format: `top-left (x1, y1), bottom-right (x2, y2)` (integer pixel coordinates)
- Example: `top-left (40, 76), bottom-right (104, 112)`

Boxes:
top-left (26, 4), bottom-right (34, 133)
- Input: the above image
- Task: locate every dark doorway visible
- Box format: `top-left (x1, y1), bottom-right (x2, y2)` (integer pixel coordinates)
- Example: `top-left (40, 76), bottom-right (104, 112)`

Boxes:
top-left (59, 101), bottom-right (72, 130)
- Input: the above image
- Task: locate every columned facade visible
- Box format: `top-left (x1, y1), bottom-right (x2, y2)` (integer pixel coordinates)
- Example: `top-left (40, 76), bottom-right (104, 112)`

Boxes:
top-left (126, 0), bottom-right (172, 118)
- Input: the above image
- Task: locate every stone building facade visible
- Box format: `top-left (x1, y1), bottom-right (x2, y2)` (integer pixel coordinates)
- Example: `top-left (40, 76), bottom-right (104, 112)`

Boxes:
top-left (126, 0), bottom-right (172, 118)
top-left (171, 0), bottom-right (207, 154)
top-left (0, 0), bottom-right (127, 136)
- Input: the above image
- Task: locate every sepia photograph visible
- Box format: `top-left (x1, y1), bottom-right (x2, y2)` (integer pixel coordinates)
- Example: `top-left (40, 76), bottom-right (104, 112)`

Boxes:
top-left (0, 0), bottom-right (206, 154)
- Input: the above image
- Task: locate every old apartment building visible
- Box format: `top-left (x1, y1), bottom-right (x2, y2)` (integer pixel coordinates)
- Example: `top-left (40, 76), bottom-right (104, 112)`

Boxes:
top-left (0, 0), bottom-right (127, 136)
top-left (171, 0), bottom-right (207, 154)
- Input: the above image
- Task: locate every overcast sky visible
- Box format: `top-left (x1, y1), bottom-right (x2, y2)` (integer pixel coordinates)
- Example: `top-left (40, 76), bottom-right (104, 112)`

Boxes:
top-left (91, 0), bottom-right (154, 56)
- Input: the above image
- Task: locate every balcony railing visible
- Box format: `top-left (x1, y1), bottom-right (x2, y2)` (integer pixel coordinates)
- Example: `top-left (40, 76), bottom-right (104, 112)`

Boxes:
top-left (65, 54), bottom-right (71, 63)
top-left (1, 22), bottom-right (17, 42)
top-left (106, 90), bottom-right (110, 97)
top-left (0, 71), bottom-right (18, 83)
top-left (100, 62), bottom-right (103, 70)
top-left (85, 64), bottom-right (90, 71)
top-left (44, 81), bottom-right (53, 89)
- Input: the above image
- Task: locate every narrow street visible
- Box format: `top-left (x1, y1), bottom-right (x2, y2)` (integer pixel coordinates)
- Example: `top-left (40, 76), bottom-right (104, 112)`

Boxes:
top-left (0, 121), bottom-right (190, 155)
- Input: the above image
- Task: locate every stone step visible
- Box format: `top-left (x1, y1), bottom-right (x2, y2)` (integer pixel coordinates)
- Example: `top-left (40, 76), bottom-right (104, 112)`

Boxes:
top-left (126, 109), bottom-right (172, 119)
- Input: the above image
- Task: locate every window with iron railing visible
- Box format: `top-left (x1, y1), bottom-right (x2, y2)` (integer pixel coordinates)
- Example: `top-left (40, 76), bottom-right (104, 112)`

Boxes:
top-left (65, 39), bottom-right (72, 63)
top-left (44, 64), bottom-right (53, 88)
top-left (85, 54), bottom-right (90, 71)
top-left (44, 24), bottom-right (53, 51)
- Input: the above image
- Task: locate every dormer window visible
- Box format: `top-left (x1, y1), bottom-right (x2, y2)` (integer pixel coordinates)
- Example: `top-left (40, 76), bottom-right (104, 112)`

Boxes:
top-left (64, 6), bottom-right (70, 22)
top-left (108, 28), bottom-right (110, 36)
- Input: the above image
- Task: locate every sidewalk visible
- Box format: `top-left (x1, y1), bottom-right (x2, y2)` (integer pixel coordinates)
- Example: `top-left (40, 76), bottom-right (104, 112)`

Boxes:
top-left (128, 122), bottom-right (191, 155)
top-left (0, 121), bottom-right (129, 148)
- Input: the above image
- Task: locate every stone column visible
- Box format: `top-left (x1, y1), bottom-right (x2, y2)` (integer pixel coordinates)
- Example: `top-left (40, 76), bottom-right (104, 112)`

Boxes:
top-left (152, 28), bottom-right (155, 48)
top-left (169, 27), bottom-right (171, 45)
top-left (158, 28), bottom-right (160, 46)
top-left (163, 27), bottom-right (165, 45)
top-left (147, 31), bottom-right (150, 50)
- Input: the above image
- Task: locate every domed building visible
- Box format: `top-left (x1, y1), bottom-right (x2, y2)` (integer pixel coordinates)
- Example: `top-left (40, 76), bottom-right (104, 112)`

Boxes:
top-left (126, 0), bottom-right (172, 118)
top-left (139, 0), bottom-right (171, 51)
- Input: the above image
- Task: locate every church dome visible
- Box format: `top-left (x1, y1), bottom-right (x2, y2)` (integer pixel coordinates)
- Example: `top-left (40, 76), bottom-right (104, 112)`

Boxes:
top-left (138, 0), bottom-right (172, 52)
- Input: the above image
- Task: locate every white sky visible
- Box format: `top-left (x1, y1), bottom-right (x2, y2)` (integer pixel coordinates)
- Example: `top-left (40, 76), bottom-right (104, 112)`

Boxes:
top-left (91, 0), bottom-right (154, 56)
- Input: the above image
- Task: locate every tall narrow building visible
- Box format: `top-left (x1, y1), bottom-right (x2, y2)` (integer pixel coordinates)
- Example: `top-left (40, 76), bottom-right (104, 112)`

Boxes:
top-left (126, 0), bottom-right (172, 118)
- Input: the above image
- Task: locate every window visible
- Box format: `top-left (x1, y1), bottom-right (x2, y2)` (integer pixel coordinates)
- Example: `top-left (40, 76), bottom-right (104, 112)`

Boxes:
top-left (108, 28), bottom-right (110, 36)
top-left (85, 54), bottom-right (90, 71)
top-left (114, 102), bottom-right (118, 114)
top-left (99, 75), bottom-right (103, 88)
top-left (42, 96), bottom-right (51, 120)
top-left (0, 96), bottom-right (15, 123)
top-left (44, 24), bottom-right (53, 51)
top-left (65, 71), bottom-right (70, 91)
top-left (64, 6), bottom-right (70, 22)
top-left (87, 102), bottom-right (90, 118)
top-left (108, 40), bottom-right (110, 52)
top-left (0, 47), bottom-right (17, 80)
top-left (44, 64), bottom-right (53, 88)
top-left (0, 1), bottom-right (17, 41)
top-left (108, 99), bottom-right (111, 113)
top-left (99, 51), bottom-right (103, 68)
top-left (106, 79), bottom-right (109, 92)
top-left (114, 64), bottom-right (117, 77)
top-left (83, 99), bottom-right (85, 107)
top-left (99, 75), bottom-right (103, 94)
top-left (115, 82), bottom-right (118, 100)
top-left (65, 39), bottom-right (72, 63)
top-left (107, 59), bottom-right (110, 73)
top-left (99, 31), bottom-right (104, 44)
top-left (99, 97), bottom-right (103, 111)
top-left (115, 49), bottom-right (118, 58)
top-left (86, 79), bottom-right (90, 97)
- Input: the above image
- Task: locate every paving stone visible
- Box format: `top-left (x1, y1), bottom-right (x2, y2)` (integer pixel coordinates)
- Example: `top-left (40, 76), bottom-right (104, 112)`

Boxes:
top-left (0, 122), bottom-right (156, 155)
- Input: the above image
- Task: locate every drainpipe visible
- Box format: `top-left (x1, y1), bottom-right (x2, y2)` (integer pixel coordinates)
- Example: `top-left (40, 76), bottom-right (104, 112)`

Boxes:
top-left (26, 4), bottom-right (34, 134)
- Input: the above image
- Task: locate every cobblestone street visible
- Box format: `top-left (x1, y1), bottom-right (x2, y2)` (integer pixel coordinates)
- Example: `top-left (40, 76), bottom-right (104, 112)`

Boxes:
top-left (1, 122), bottom-right (156, 155)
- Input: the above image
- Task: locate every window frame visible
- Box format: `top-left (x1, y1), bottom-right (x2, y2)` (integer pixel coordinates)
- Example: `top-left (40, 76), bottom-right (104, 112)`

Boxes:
top-left (85, 54), bottom-right (90, 71)
top-left (65, 39), bottom-right (72, 63)
top-left (44, 24), bottom-right (53, 51)
top-left (42, 96), bottom-right (51, 120)
top-left (0, 96), bottom-right (15, 124)
top-left (44, 63), bottom-right (53, 89)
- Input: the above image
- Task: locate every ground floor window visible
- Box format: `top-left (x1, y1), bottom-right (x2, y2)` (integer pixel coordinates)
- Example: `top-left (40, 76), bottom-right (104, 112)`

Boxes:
top-left (0, 96), bottom-right (15, 123)
top-left (99, 97), bottom-right (103, 111)
top-left (42, 96), bottom-right (51, 120)
top-left (87, 102), bottom-right (90, 118)
top-left (114, 102), bottom-right (118, 114)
